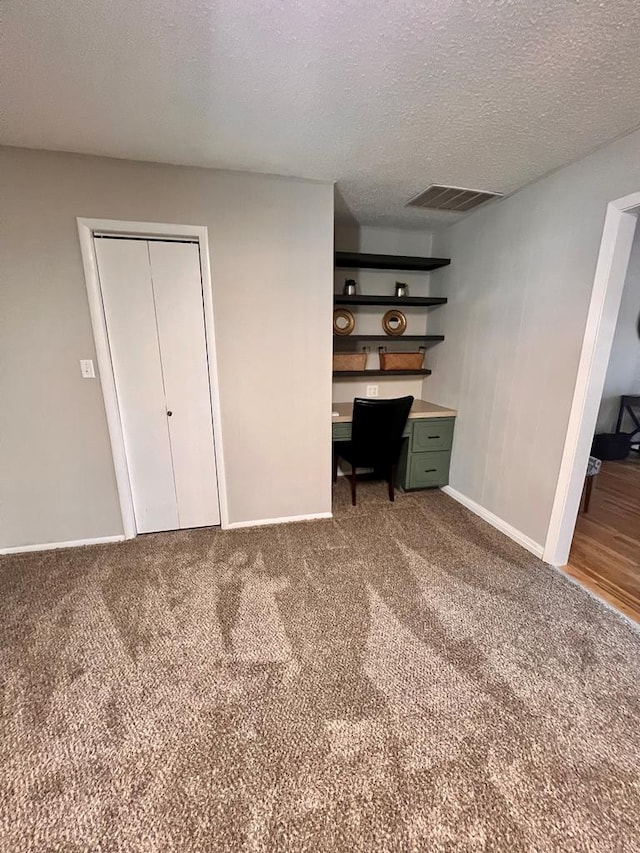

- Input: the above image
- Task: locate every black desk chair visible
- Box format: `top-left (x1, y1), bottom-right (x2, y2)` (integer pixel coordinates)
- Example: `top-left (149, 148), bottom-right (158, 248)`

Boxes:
top-left (333, 396), bottom-right (414, 506)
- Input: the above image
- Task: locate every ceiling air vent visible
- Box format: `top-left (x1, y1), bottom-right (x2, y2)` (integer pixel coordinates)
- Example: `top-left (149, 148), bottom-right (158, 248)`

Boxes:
top-left (407, 184), bottom-right (502, 213)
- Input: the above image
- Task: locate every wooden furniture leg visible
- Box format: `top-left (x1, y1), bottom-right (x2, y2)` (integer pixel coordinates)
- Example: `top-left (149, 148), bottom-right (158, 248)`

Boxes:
top-left (583, 475), bottom-right (594, 513)
top-left (615, 397), bottom-right (625, 433)
top-left (388, 464), bottom-right (396, 502)
top-left (350, 465), bottom-right (357, 506)
top-left (332, 446), bottom-right (338, 484)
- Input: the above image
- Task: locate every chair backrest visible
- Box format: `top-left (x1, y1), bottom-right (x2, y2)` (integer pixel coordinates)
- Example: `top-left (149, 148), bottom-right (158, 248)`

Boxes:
top-left (351, 396), bottom-right (414, 466)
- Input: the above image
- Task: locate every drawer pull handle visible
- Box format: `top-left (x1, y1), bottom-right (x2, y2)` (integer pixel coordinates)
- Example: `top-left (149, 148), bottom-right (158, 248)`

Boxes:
top-left (427, 435), bottom-right (440, 439)
top-left (424, 468), bottom-right (437, 473)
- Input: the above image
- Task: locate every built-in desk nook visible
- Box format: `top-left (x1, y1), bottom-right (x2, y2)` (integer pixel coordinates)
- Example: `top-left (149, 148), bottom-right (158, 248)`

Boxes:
top-left (332, 399), bottom-right (457, 491)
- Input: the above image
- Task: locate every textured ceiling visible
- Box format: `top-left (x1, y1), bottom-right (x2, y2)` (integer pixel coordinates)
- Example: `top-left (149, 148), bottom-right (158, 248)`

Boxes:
top-left (2, 0), bottom-right (640, 228)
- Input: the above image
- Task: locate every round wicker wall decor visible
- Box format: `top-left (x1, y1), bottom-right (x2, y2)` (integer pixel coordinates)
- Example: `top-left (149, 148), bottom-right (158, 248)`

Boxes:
top-left (333, 308), bottom-right (355, 336)
top-left (382, 309), bottom-right (407, 336)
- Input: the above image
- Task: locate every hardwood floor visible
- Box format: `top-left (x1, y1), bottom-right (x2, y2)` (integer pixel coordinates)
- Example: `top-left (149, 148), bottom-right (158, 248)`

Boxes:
top-left (563, 455), bottom-right (640, 623)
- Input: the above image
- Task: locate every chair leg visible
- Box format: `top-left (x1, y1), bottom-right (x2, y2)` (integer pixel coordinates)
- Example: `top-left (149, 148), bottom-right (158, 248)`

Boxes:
top-left (583, 475), bottom-right (594, 513)
top-left (350, 464), bottom-right (357, 506)
top-left (388, 464), bottom-right (396, 502)
top-left (332, 447), bottom-right (338, 484)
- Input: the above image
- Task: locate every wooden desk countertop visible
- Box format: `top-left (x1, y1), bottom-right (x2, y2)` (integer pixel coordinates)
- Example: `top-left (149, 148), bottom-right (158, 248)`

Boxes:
top-left (331, 399), bottom-right (457, 423)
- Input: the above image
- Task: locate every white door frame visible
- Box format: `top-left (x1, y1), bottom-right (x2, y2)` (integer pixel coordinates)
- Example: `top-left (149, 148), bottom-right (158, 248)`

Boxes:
top-left (543, 192), bottom-right (640, 566)
top-left (77, 218), bottom-right (229, 536)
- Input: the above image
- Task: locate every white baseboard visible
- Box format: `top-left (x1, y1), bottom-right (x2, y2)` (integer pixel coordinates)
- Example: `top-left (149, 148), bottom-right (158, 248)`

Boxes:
top-left (440, 486), bottom-right (544, 559)
top-left (0, 535), bottom-right (125, 555)
top-left (225, 512), bottom-right (333, 530)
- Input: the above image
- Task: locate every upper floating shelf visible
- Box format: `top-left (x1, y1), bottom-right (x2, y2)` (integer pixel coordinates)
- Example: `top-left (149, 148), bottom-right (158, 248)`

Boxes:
top-left (335, 251), bottom-right (451, 272)
top-left (334, 294), bottom-right (447, 307)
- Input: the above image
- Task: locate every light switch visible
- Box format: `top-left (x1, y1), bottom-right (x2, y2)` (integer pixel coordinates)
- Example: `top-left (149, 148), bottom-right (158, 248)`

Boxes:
top-left (80, 359), bottom-right (95, 379)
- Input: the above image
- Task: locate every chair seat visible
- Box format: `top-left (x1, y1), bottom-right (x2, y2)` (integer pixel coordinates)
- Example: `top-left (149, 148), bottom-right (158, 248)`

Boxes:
top-left (334, 439), bottom-right (404, 468)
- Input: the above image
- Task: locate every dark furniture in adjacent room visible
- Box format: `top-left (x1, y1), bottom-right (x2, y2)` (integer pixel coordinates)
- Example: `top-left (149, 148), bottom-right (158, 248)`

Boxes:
top-left (615, 395), bottom-right (640, 453)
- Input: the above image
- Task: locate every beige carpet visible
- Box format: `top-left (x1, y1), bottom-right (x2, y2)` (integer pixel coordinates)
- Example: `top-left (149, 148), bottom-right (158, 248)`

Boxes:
top-left (1, 480), bottom-right (639, 852)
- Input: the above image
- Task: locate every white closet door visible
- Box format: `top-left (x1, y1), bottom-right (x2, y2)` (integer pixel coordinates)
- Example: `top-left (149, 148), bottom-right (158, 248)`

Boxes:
top-left (95, 238), bottom-right (179, 533)
top-left (148, 241), bottom-right (220, 527)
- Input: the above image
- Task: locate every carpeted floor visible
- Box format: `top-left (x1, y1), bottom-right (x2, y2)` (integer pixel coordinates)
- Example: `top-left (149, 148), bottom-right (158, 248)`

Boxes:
top-left (1, 480), bottom-right (639, 852)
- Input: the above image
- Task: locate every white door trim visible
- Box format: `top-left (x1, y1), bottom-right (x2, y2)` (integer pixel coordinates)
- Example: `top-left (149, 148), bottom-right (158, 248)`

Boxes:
top-left (543, 192), bottom-right (640, 566)
top-left (77, 218), bottom-right (229, 536)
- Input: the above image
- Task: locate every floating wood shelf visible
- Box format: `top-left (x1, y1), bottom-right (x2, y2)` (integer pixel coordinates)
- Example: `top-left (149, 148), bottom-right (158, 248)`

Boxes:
top-left (333, 369), bottom-right (432, 378)
top-left (335, 252), bottom-right (450, 272)
top-left (333, 334), bottom-right (444, 344)
top-left (334, 295), bottom-right (447, 307)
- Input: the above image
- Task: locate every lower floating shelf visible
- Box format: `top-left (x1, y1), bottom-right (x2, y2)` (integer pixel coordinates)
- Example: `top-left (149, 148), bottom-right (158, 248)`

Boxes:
top-left (333, 369), bottom-right (432, 377)
top-left (333, 335), bottom-right (445, 345)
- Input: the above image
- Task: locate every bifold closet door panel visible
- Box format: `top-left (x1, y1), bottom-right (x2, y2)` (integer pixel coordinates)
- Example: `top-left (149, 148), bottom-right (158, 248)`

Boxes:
top-left (95, 238), bottom-right (179, 533)
top-left (148, 241), bottom-right (221, 527)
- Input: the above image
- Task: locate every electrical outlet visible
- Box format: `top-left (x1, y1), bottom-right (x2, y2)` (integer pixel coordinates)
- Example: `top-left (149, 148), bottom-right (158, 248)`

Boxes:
top-left (80, 359), bottom-right (95, 379)
top-left (366, 385), bottom-right (379, 398)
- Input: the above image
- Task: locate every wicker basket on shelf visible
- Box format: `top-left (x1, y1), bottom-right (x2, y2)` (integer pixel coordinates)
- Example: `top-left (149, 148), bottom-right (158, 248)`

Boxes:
top-left (333, 351), bottom-right (367, 372)
top-left (378, 347), bottom-right (425, 371)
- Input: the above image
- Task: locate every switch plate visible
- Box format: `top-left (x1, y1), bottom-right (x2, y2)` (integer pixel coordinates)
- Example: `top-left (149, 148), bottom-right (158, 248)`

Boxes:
top-left (366, 385), bottom-right (379, 398)
top-left (80, 359), bottom-right (95, 379)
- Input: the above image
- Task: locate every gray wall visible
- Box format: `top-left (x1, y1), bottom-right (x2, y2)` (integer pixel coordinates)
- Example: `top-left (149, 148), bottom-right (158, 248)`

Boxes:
top-left (0, 147), bottom-right (334, 548)
top-left (596, 228), bottom-right (640, 432)
top-left (429, 129), bottom-right (640, 548)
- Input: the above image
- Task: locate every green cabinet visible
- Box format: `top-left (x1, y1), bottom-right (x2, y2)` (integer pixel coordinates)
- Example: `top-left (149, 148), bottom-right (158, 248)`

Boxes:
top-left (331, 422), bottom-right (353, 441)
top-left (331, 423), bottom-right (411, 441)
top-left (404, 450), bottom-right (452, 489)
top-left (332, 416), bottom-right (454, 491)
top-left (411, 418), bottom-right (455, 453)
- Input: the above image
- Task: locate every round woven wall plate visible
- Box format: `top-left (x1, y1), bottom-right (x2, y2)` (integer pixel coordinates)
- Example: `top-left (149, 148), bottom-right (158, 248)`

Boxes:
top-left (382, 309), bottom-right (407, 336)
top-left (333, 308), bottom-right (355, 336)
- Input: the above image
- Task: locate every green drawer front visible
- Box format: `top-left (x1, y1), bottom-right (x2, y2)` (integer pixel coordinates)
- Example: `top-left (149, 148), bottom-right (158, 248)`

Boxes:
top-left (406, 451), bottom-right (451, 489)
top-left (332, 423), bottom-right (412, 441)
top-left (332, 423), bottom-right (352, 440)
top-left (411, 418), bottom-right (454, 453)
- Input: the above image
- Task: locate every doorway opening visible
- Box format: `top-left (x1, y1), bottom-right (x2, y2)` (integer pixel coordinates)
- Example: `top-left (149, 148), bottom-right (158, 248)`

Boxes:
top-left (77, 219), bottom-right (229, 536)
top-left (543, 192), bottom-right (640, 615)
